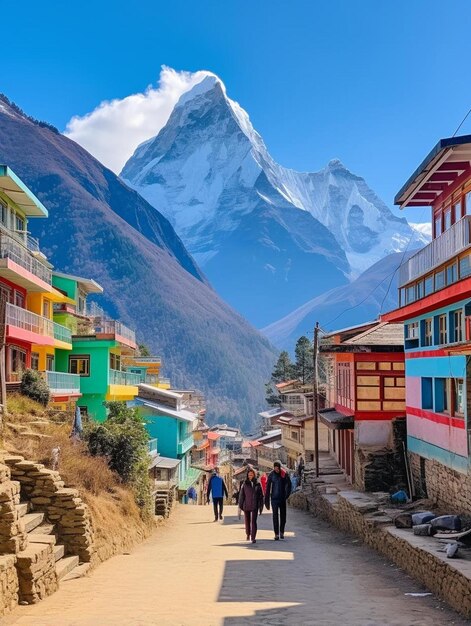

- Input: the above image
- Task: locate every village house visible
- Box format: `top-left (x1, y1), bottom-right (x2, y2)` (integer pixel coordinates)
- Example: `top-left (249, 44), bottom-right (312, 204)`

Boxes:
top-left (319, 321), bottom-right (406, 490)
top-left (255, 428), bottom-right (285, 471)
top-left (383, 133), bottom-right (471, 511)
top-left (52, 272), bottom-right (140, 421)
top-left (258, 407), bottom-right (295, 432)
top-left (0, 166), bottom-right (82, 408)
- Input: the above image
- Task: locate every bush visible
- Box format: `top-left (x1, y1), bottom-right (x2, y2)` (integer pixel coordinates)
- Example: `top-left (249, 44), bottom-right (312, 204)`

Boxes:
top-left (20, 369), bottom-right (50, 406)
top-left (84, 402), bottom-right (153, 517)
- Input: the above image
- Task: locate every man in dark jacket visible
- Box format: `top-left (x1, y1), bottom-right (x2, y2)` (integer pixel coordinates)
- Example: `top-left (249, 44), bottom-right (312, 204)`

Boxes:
top-left (207, 467), bottom-right (229, 521)
top-left (264, 460), bottom-right (292, 540)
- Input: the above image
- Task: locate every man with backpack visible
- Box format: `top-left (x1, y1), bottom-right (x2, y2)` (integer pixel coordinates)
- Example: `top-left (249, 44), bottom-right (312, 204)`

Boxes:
top-left (264, 460), bottom-right (292, 540)
top-left (207, 467), bottom-right (228, 521)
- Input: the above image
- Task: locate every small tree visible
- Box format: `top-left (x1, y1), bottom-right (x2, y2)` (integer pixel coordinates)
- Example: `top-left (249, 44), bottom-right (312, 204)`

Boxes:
top-left (84, 402), bottom-right (152, 516)
top-left (294, 336), bottom-right (314, 385)
top-left (271, 351), bottom-right (296, 384)
top-left (20, 370), bottom-right (50, 406)
top-left (265, 382), bottom-right (281, 407)
top-left (138, 344), bottom-right (151, 357)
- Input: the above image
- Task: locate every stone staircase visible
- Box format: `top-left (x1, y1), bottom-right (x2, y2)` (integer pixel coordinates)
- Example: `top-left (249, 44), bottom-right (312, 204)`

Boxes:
top-left (16, 501), bottom-right (82, 583)
top-left (154, 487), bottom-right (177, 518)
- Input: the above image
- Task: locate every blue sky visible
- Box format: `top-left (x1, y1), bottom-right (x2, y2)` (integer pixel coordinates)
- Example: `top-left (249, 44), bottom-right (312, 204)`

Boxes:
top-left (2, 0), bottom-right (471, 214)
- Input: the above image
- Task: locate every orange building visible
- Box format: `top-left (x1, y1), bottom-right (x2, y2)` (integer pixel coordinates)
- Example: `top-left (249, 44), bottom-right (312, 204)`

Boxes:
top-left (319, 321), bottom-right (406, 489)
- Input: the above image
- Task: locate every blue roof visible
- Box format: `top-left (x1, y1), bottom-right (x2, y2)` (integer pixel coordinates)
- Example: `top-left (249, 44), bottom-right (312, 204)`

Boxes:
top-left (0, 165), bottom-right (48, 217)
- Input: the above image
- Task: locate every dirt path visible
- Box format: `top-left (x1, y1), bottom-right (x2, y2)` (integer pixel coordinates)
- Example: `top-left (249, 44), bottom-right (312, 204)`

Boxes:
top-left (3, 504), bottom-right (467, 626)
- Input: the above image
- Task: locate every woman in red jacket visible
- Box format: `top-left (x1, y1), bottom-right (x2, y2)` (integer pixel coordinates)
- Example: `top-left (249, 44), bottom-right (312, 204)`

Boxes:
top-left (238, 467), bottom-right (264, 543)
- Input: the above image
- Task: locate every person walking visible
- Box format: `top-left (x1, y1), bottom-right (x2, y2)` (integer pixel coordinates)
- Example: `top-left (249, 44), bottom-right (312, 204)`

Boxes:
top-left (207, 467), bottom-right (228, 521)
top-left (264, 460), bottom-right (292, 540)
top-left (238, 467), bottom-right (264, 543)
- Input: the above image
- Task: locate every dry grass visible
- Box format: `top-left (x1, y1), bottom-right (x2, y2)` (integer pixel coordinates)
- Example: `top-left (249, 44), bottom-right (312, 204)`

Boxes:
top-left (3, 394), bottom-right (155, 564)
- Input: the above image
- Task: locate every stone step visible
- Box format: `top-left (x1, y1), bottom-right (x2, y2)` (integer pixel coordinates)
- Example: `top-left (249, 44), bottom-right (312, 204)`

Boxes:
top-left (56, 555), bottom-right (79, 581)
top-left (29, 534), bottom-right (56, 545)
top-left (16, 502), bottom-right (29, 518)
top-left (30, 523), bottom-right (54, 535)
top-left (23, 512), bottom-right (45, 533)
top-left (54, 544), bottom-right (65, 562)
top-left (62, 562), bottom-right (91, 582)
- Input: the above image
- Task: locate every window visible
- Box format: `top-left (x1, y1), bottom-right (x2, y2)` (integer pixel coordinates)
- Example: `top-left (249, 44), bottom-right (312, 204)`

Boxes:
top-left (453, 309), bottom-right (463, 343)
top-left (435, 215), bottom-right (442, 237)
top-left (416, 280), bottom-right (424, 300)
top-left (291, 430), bottom-right (298, 441)
top-left (466, 191), bottom-right (471, 216)
top-left (453, 201), bottom-right (461, 221)
top-left (9, 346), bottom-right (26, 378)
top-left (460, 255), bottom-right (471, 278)
top-left (435, 378), bottom-right (448, 413)
top-left (446, 263), bottom-right (457, 285)
top-left (14, 290), bottom-right (24, 308)
top-left (424, 275), bottom-right (434, 296)
top-left (421, 378), bottom-right (433, 410)
top-left (46, 354), bottom-right (54, 372)
top-left (109, 353), bottom-right (121, 370)
top-left (444, 208), bottom-right (452, 231)
top-left (423, 318), bottom-right (433, 347)
top-left (77, 290), bottom-right (87, 315)
top-left (438, 314), bottom-right (447, 344)
top-left (435, 270), bottom-right (445, 290)
top-left (406, 285), bottom-right (416, 304)
top-left (69, 355), bottom-right (90, 377)
top-left (31, 352), bottom-right (39, 371)
top-left (0, 201), bottom-right (7, 226)
top-left (15, 214), bottom-right (25, 233)
top-left (406, 322), bottom-right (419, 339)
top-left (42, 299), bottom-right (50, 318)
top-left (453, 379), bottom-right (464, 416)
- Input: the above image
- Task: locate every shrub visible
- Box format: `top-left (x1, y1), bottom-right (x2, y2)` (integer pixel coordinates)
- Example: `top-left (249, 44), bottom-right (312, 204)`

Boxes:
top-left (84, 401), bottom-right (153, 517)
top-left (20, 369), bottom-right (50, 406)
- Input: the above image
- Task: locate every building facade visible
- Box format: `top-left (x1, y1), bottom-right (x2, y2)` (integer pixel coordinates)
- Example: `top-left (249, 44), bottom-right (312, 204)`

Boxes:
top-left (383, 134), bottom-right (471, 510)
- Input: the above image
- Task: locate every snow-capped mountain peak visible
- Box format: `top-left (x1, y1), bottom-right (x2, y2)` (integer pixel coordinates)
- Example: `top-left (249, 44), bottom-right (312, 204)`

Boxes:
top-left (121, 72), bottom-right (428, 327)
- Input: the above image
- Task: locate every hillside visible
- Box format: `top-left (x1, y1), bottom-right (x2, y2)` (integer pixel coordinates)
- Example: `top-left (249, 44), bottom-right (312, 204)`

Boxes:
top-left (0, 95), bottom-right (277, 431)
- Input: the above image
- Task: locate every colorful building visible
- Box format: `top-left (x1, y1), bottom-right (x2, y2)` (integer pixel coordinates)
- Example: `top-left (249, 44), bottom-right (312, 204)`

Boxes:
top-left (0, 166), bottom-right (81, 407)
top-left (122, 355), bottom-right (171, 389)
top-left (319, 321), bottom-right (406, 489)
top-left (383, 134), bottom-right (471, 508)
top-left (132, 385), bottom-right (199, 492)
top-left (52, 272), bottom-right (139, 421)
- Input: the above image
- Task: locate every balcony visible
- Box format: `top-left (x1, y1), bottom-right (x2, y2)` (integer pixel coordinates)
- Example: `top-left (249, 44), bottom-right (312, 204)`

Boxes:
top-left (0, 231), bottom-right (51, 285)
top-left (6, 302), bottom-right (53, 338)
top-left (53, 321), bottom-right (72, 344)
top-left (44, 371), bottom-right (81, 395)
top-left (399, 216), bottom-right (471, 287)
top-left (148, 438), bottom-right (158, 457)
top-left (108, 368), bottom-right (141, 386)
top-left (177, 432), bottom-right (195, 455)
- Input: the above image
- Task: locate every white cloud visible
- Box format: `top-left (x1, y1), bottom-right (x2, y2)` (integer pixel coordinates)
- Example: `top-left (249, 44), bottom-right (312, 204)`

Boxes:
top-left (410, 222), bottom-right (432, 240)
top-left (64, 66), bottom-right (216, 174)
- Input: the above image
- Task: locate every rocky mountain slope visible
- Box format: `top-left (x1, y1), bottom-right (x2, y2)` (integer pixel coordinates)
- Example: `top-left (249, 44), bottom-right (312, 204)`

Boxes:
top-left (122, 74), bottom-right (427, 328)
top-left (0, 95), bottom-right (277, 431)
top-left (262, 252), bottom-right (410, 349)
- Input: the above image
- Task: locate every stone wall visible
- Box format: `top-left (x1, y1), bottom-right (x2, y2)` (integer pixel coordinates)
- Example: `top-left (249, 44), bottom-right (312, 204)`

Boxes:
top-left (0, 554), bottom-right (18, 613)
top-left (291, 482), bottom-right (471, 617)
top-left (409, 453), bottom-right (471, 514)
top-left (16, 542), bottom-right (57, 604)
top-left (4, 455), bottom-right (96, 564)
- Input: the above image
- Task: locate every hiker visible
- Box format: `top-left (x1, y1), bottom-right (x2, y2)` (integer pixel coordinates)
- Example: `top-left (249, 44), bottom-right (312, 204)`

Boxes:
top-left (207, 467), bottom-right (228, 521)
top-left (264, 460), bottom-right (292, 540)
top-left (238, 467), bottom-right (264, 543)
top-left (260, 472), bottom-right (267, 495)
top-left (187, 486), bottom-right (197, 504)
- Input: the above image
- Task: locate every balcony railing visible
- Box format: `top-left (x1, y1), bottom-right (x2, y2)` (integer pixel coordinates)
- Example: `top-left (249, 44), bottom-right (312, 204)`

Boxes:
top-left (177, 433), bottom-right (195, 455)
top-left (99, 319), bottom-right (136, 344)
top-left (148, 438), bottom-right (158, 456)
top-left (6, 303), bottom-right (54, 337)
top-left (109, 369), bottom-right (141, 386)
top-left (399, 216), bottom-right (471, 287)
top-left (53, 321), bottom-right (72, 344)
top-left (0, 232), bottom-right (51, 284)
top-left (44, 371), bottom-right (81, 393)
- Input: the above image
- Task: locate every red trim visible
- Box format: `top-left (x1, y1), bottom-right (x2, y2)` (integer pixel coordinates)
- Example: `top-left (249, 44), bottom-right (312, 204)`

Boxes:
top-left (405, 349), bottom-right (448, 359)
top-left (354, 411), bottom-right (405, 421)
top-left (407, 405), bottom-right (465, 429)
top-left (334, 403), bottom-right (354, 417)
top-left (432, 166), bottom-right (471, 210)
top-left (382, 277), bottom-right (471, 322)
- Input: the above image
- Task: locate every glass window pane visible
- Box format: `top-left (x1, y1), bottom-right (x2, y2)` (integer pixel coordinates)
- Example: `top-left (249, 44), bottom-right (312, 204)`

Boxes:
top-left (460, 255), bottom-right (471, 278)
top-left (424, 275), bottom-right (434, 295)
top-left (466, 191), bottom-right (471, 216)
top-left (435, 270), bottom-right (445, 290)
top-left (435, 215), bottom-right (442, 237)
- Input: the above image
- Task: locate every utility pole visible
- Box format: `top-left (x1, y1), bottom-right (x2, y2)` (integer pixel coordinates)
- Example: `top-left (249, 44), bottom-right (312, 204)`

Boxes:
top-left (313, 322), bottom-right (320, 478)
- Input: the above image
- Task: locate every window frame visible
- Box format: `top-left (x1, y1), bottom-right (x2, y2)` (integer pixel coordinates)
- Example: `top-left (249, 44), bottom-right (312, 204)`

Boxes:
top-left (69, 354), bottom-right (90, 377)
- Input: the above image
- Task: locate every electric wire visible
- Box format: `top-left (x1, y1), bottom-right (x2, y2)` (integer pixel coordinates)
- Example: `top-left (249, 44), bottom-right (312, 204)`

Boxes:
top-left (452, 107), bottom-right (471, 137)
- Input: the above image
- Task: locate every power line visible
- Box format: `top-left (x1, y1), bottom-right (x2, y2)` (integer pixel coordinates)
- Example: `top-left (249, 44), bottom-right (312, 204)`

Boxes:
top-left (452, 107), bottom-right (471, 137)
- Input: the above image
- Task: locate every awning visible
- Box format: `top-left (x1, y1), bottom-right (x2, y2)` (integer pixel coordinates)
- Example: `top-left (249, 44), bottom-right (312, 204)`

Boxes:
top-left (178, 467), bottom-right (202, 491)
top-left (318, 408), bottom-right (354, 430)
top-left (150, 455), bottom-right (181, 470)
